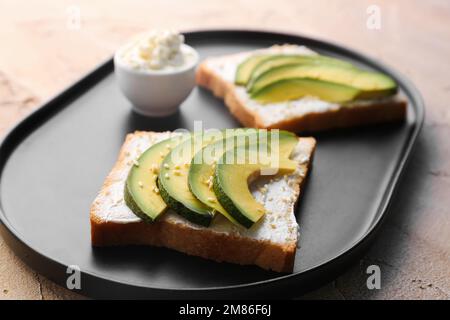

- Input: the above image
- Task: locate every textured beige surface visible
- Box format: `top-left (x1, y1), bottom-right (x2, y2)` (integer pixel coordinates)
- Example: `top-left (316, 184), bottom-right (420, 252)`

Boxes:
top-left (0, 0), bottom-right (449, 300)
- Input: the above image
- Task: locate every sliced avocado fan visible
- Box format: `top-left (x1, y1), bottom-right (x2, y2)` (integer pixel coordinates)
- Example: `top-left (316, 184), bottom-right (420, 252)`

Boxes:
top-left (235, 52), bottom-right (397, 103)
top-left (236, 53), bottom-right (354, 87)
top-left (246, 54), bottom-right (354, 89)
top-left (124, 134), bottom-right (186, 222)
top-left (125, 129), bottom-right (300, 228)
top-left (248, 63), bottom-right (397, 98)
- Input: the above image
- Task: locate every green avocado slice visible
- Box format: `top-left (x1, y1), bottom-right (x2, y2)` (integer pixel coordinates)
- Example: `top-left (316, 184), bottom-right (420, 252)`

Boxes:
top-left (236, 53), bottom-right (354, 86)
top-left (251, 78), bottom-right (360, 104)
top-left (249, 63), bottom-right (397, 98)
top-left (158, 131), bottom-right (224, 227)
top-left (247, 54), bottom-right (354, 89)
top-left (213, 142), bottom-right (298, 228)
top-left (124, 134), bottom-right (186, 222)
top-left (235, 54), bottom-right (272, 85)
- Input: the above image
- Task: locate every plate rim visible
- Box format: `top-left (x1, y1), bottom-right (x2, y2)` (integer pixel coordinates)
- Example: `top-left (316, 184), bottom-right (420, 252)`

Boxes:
top-left (0, 29), bottom-right (425, 297)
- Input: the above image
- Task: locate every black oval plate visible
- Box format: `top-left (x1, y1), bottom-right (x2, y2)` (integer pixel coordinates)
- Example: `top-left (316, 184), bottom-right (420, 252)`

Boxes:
top-left (0, 30), bottom-right (424, 299)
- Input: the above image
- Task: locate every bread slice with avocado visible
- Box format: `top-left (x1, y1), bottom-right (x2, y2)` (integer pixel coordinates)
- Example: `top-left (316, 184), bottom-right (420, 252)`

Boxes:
top-left (196, 44), bottom-right (407, 132)
top-left (90, 131), bottom-right (316, 273)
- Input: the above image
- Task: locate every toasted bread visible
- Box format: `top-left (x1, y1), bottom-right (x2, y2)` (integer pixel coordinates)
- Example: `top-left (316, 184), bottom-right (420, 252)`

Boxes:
top-left (90, 131), bottom-right (316, 272)
top-left (196, 45), bottom-right (407, 132)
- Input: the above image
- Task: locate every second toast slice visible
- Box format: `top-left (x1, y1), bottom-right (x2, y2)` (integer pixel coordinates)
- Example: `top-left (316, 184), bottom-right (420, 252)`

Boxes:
top-left (196, 45), bottom-right (407, 132)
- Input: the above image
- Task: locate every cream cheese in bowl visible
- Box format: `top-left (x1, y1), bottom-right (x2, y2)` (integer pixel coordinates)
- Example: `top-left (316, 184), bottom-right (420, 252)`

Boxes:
top-left (114, 30), bottom-right (199, 116)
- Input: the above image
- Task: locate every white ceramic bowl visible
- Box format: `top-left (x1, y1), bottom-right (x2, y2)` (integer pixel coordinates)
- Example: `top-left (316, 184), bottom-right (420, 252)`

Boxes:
top-left (114, 44), bottom-right (199, 117)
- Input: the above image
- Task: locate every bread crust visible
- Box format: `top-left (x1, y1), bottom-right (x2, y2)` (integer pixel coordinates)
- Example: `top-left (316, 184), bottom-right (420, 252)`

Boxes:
top-left (90, 132), bottom-right (316, 273)
top-left (91, 219), bottom-right (296, 273)
top-left (196, 61), bottom-right (407, 132)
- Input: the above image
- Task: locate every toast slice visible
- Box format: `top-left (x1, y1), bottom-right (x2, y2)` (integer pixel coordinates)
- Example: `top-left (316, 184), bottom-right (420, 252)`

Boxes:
top-left (90, 131), bottom-right (316, 272)
top-left (196, 45), bottom-right (407, 132)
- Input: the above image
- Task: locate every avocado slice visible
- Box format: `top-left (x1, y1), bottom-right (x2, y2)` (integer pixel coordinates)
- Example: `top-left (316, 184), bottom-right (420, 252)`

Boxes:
top-left (251, 78), bottom-right (360, 104)
top-left (125, 135), bottom-right (186, 222)
top-left (249, 63), bottom-right (397, 98)
top-left (158, 131), bottom-right (223, 227)
top-left (236, 53), bottom-right (353, 86)
top-left (247, 54), bottom-right (354, 89)
top-left (188, 129), bottom-right (252, 225)
top-left (189, 129), bottom-right (296, 226)
top-left (235, 54), bottom-right (272, 85)
top-left (213, 140), bottom-right (298, 228)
